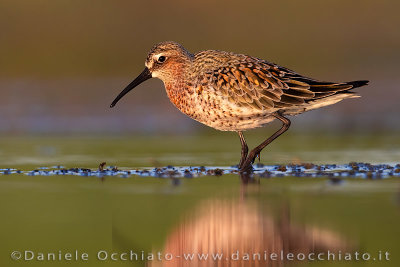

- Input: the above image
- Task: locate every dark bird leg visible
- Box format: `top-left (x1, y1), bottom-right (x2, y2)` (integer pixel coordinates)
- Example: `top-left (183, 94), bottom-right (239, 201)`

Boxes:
top-left (237, 131), bottom-right (248, 169)
top-left (240, 113), bottom-right (291, 173)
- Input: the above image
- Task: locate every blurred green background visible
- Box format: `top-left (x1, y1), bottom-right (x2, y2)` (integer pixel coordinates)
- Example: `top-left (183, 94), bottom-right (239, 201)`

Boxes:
top-left (0, 0), bottom-right (399, 134)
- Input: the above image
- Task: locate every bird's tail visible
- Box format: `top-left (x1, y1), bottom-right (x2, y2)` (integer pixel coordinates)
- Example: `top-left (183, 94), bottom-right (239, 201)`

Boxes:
top-left (297, 79), bottom-right (369, 99)
top-left (283, 79), bottom-right (369, 115)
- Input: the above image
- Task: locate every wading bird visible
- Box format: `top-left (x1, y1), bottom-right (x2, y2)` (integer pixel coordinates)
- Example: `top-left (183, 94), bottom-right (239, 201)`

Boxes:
top-left (110, 41), bottom-right (368, 172)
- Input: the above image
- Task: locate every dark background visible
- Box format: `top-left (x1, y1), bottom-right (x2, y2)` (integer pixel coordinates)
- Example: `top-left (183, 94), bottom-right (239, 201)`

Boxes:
top-left (1, 0), bottom-right (399, 134)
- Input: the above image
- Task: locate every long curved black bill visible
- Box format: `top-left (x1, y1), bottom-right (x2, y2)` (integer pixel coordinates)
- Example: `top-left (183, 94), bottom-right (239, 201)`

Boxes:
top-left (110, 67), bottom-right (152, 108)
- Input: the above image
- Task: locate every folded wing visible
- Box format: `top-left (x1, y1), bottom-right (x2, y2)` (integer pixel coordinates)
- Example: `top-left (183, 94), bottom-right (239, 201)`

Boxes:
top-left (210, 57), bottom-right (368, 111)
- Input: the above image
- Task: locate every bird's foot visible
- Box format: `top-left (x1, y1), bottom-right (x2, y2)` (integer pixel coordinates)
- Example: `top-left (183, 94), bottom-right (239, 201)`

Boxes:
top-left (238, 162), bottom-right (254, 174)
top-left (238, 150), bottom-right (261, 173)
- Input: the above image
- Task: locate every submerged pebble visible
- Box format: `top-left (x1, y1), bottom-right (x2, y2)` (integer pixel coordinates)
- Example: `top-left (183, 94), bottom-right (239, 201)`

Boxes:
top-left (0, 162), bottom-right (399, 179)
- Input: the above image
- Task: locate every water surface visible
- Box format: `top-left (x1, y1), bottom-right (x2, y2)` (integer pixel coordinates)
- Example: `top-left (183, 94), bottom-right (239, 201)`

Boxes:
top-left (0, 134), bottom-right (399, 266)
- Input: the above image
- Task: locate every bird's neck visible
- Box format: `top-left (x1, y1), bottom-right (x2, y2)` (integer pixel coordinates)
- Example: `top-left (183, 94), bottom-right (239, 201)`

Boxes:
top-left (161, 59), bottom-right (197, 111)
top-left (164, 77), bottom-right (189, 110)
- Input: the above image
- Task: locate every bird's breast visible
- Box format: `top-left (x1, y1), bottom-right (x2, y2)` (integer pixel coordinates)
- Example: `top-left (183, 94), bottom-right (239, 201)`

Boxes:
top-left (164, 82), bottom-right (275, 131)
top-left (165, 82), bottom-right (198, 116)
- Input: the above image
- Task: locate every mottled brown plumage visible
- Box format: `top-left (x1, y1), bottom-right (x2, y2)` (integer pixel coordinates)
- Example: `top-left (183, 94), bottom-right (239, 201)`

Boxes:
top-left (110, 41), bottom-right (368, 172)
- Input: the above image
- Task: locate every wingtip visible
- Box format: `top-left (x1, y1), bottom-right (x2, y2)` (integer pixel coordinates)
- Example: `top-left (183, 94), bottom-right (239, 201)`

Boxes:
top-left (349, 80), bottom-right (369, 88)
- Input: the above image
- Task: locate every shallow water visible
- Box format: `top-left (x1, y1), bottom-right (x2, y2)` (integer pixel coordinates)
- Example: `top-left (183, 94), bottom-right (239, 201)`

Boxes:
top-left (2, 162), bottom-right (400, 180)
top-left (0, 174), bottom-right (398, 267)
top-left (0, 134), bottom-right (399, 266)
top-left (0, 133), bottom-right (399, 168)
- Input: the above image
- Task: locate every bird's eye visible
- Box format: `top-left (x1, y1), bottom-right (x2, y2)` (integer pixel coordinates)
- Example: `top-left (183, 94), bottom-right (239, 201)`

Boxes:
top-left (157, 56), bottom-right (166, 63)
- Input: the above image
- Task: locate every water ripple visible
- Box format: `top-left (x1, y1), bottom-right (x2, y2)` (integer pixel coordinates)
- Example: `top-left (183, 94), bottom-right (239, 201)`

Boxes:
top-left (1, 162), bottom-right (399, 179)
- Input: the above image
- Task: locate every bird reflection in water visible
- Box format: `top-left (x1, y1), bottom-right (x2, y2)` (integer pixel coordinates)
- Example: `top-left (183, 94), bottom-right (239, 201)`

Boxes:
top-left (150, 177), bottom-right (352, 267)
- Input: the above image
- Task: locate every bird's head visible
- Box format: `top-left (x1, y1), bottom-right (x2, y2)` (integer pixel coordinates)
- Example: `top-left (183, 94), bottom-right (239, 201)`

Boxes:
top-left (110, 41), bottom-right (193, 108)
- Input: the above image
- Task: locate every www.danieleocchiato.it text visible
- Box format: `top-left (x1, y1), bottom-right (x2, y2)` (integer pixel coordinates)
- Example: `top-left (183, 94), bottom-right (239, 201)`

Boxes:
top-left (10, 250), bottom-right (390, 262)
